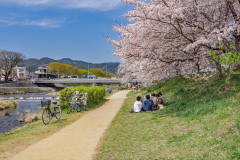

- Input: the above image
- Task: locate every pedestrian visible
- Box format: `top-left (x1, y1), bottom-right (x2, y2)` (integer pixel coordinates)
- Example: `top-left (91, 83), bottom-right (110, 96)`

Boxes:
top-left (143, 95), bottom-right (153, 111)
top-left (151, 93), bottom-right (158, 110)
top-left (156, 93), bottom-right (164, 109)
top-left (132, 96), bottom-right (143, 113)
top-left (158, 92), bottom-right (166, 105)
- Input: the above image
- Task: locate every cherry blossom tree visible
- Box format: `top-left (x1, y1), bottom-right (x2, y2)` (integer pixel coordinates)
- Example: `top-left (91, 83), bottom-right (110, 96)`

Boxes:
top-left (108, 0), bottom-right (240, 85)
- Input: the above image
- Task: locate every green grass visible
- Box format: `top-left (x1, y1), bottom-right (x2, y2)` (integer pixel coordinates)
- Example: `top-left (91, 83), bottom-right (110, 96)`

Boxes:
top-left (11, 101), bottom-right (17, 108)
top-left (97, 75), bottom-right (240, 159)
top-left (0, 98), bottom-right (107, 160)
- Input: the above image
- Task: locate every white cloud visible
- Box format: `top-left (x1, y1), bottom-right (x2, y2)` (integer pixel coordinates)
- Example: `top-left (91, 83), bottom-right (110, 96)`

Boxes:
top-left (0, 17), bottom-right (64, 28)
top-left (0, 0), bottom-right (122, 10)
top-left (24, 19), bottom-right (63, 28)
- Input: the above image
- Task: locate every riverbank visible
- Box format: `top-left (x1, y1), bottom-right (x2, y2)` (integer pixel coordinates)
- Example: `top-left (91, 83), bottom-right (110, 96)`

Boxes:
top-left (0, 82), bottom-right (54, 95)
top-left (97, 76), bottom-right (240, 159)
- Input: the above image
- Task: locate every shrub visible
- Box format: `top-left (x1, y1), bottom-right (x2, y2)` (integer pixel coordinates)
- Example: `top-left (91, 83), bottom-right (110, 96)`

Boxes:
top-left (11, 101), bottom-right (18, 108)
top-left (59, 86), bottom-right (105, 109)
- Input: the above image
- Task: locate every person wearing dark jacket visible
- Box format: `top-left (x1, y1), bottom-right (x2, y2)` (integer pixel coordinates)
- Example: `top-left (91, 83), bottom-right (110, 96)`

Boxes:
top-left (143, 95), bottom-right (153, 111)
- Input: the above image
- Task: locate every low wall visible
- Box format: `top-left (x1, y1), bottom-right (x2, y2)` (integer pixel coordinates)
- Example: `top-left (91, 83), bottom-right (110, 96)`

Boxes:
top-left (0, 82), bottom-right (53, 95)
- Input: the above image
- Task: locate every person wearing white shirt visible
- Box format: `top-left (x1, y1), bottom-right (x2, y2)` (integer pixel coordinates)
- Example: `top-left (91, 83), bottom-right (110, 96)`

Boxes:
top-left (133, 96), bottom-right (143, 113)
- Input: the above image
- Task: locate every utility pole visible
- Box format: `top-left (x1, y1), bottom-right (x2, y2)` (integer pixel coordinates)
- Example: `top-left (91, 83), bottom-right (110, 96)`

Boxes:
top-left (46, 67), bottom-right (48, 79)
top-left (25, 64), bottom-right (26, 81)
top-left (106, 64), bottom-right (107, 78)
top-left (88, 63), bottom-right (89, 79)
top-left (29, 65), bottom-right (30, 79)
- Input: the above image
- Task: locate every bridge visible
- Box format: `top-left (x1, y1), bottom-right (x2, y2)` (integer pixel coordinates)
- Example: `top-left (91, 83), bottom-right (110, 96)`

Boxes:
top-left (32, 78), bottom-right (121, 84)
top-left (31, 78), bottom-right (142, 86)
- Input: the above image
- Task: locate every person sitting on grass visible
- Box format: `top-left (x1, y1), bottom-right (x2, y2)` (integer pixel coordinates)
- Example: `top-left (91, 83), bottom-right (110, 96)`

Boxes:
top-left (151, 93), bottom-right (158, 111)
top-left (143, 95), bottom-right (153, 111)
top-left (156, 93), bottom-right (165, 109)
top-left (158, 92), bottom-right (166, 105)
top-left (133, 96), bottom-right (143, 113)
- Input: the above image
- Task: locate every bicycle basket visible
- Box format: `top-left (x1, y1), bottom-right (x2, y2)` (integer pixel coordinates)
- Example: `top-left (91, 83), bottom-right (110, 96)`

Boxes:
top-left (41, 99), bottom-right (51, 108)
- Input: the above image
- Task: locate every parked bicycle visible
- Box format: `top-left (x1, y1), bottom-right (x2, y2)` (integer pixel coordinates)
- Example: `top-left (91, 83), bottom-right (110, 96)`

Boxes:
top-left (79, 97), bottom-right (88, 110)
top-left (41, 99), bottom-right (61, 125)
top-left (67, 98), bottom-right (81, 114)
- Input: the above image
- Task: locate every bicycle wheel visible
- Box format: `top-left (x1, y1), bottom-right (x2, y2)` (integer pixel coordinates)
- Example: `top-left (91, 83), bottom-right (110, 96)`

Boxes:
top-left (77, 105), bottom-right (81, 112)
top-left (67, 105), bottom-right (72, 114)
top-left (55, 106), bottom-right (61, 119)
top-left (42, 108), bottom-right (50, 125)
top-left (72, 107), bottom-right (75, 112)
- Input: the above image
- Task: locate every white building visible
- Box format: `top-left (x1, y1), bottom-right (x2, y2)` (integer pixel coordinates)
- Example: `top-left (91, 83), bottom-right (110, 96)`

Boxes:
top-left (1, 66), bottom-right (29, 81)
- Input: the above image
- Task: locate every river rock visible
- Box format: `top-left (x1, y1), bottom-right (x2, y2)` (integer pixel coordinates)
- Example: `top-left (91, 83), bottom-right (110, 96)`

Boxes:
top-left (4, 106), bottom-right (10, 109)
top-left (5, 112), bottom-right (10, 116)
top-left (24, 110), bottom-right (31, 114)
top-left (25, 117), bottom-right (32, 123)
top-left (19, 118), bottom-right (25, 122)
top-left (0, 106), bottom-right (5, 110)
top-left (37, 112), bottom-right (42, 120)
top-left (31, 113), bottom-right (37, 121)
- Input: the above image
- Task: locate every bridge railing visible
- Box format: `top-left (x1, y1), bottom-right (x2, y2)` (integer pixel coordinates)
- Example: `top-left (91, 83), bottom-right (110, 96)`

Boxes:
top-left (31, 78), bottom-right (123, 84)
top-left (31, 78), bottom-right (142, 84)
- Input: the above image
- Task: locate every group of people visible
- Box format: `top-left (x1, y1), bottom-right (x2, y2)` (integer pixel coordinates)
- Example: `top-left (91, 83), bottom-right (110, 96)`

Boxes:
top-left (132, 92), bottom-right (166, 113)
top-left (133, 81), bottom-right (139, 92)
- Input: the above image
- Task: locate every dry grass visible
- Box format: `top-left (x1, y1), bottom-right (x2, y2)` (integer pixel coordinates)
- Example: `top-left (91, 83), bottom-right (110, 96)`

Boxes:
top-left (47, 91), bottom-right (60, 96)
top-left (0, 100), bottom-right (16, 110)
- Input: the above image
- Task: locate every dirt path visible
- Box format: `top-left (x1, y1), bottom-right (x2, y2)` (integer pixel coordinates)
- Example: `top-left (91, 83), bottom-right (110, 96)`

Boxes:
top-left (9, 90), bottom-right (130, 160)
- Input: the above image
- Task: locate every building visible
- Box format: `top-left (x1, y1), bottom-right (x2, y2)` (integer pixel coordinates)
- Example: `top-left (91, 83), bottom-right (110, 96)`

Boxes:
top-left (35, 64), bottom-right (57, 78)
top-left (1, 66), bottom-right (29, 81)
top-left (12, 67), bottom-right (28, 78)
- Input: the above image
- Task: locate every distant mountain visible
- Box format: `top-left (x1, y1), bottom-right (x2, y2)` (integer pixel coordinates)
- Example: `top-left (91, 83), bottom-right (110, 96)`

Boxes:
top-left (18, 57), bottom-right (120, 73)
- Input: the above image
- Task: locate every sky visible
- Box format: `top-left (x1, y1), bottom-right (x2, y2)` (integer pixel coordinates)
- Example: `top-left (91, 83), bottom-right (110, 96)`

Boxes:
top-left (0, 0), bottom-right (134, 63)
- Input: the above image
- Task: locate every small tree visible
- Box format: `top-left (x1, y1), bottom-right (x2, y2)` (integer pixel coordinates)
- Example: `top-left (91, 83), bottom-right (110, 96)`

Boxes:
top-left (49, 62), bottom-right (79, 77)
top-left (89, 68), bottom-right (105, 77)
top-left (0, 50), bottom-right (25, 82)
top-left (107, 73), bottom-right (117, 77)
top-left (78, 69), bottom-right (94, 77)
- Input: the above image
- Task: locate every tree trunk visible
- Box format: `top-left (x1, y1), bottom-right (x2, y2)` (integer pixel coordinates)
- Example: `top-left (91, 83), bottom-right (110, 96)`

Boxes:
top-left (196, 63), bottom-right (200, 74)
top-left (215, 60), bottom-right (223, 78)
top-left (4, 74), bottom-right (8, 83)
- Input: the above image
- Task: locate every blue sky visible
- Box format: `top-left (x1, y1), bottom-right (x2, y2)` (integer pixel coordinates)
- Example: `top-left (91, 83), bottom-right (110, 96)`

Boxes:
top-left (0, 0), bottom-right (134, 63)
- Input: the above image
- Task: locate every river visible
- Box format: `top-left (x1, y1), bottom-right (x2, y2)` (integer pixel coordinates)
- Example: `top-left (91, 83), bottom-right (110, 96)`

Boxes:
top-left (0, 92), bottom-right (58, 134)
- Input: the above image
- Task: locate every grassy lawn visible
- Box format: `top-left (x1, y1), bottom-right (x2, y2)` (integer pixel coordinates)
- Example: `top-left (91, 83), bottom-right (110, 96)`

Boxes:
top-left (0, 98), bottom-right (108, 160)
top-left (97, 75), bottom-right (240, 160)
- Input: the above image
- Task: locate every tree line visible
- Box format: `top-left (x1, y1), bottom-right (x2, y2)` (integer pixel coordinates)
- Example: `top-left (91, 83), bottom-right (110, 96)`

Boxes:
top-left (48, 62), bottom-right (117, 78)
top-left (0, 50), bottom-right (117, 83)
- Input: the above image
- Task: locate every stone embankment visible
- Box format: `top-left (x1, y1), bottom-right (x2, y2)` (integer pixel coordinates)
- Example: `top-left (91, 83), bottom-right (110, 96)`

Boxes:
top-left (0, 82), bottom-right (54, 95)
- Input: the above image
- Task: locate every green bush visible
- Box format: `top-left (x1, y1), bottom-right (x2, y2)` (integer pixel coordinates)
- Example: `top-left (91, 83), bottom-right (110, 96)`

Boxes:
top-left (11, 101), bottom-right (18, 108)
top-left (59, 86), bottom-right (105, 109)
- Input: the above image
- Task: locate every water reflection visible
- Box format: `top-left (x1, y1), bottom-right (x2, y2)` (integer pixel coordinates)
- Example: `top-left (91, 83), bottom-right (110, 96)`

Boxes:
top-left (0, 93), bottom-right (58, 134)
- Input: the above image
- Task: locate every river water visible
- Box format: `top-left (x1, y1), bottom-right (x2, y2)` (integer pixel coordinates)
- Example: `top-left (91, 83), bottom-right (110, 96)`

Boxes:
top-left (0, 92), bottom-right (58, 134)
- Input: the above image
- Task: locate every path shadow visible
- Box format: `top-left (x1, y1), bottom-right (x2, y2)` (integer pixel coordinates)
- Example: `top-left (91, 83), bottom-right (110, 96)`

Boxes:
top-left (52, 118), bottom-right (67, 124)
